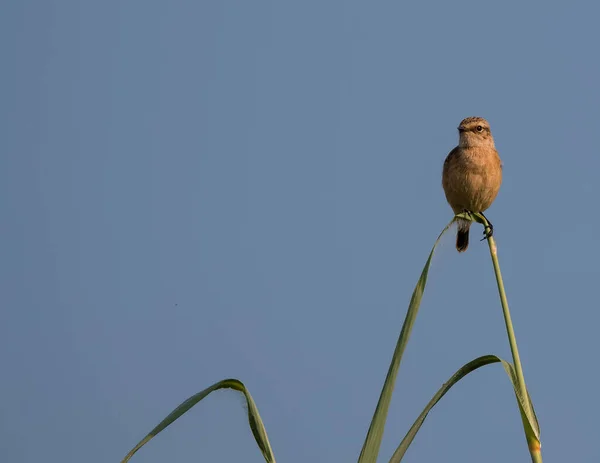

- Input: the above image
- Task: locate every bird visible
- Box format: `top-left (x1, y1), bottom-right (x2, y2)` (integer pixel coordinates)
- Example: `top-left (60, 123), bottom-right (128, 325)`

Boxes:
top-left (442, 117), bottom-right (503, 252)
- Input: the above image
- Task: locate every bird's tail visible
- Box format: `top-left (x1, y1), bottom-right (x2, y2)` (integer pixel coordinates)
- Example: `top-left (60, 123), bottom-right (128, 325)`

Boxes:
top-left (456, 219), bottom-right (471, 253)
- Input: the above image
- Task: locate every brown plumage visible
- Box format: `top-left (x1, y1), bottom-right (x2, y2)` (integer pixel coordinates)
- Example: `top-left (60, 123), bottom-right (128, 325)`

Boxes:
top-left (442, 117), bottom-right (503, 252)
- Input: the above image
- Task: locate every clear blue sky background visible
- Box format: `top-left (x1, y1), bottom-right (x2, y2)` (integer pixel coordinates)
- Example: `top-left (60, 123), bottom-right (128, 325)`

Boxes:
top-left (1, 1), bottom-right (598, 462)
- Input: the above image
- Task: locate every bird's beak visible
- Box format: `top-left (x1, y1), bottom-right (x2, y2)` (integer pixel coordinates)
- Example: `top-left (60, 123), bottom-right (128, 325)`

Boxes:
top-left (457, 127), bottom-right (465, 133)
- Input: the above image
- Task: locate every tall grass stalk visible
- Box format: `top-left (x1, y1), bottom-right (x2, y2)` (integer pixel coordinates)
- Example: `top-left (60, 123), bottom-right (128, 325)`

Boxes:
top-left (471, 212), bottom-right (542, 463)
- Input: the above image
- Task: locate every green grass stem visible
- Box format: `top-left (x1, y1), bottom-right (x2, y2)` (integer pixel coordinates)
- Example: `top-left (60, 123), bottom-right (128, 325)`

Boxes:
top-left (470, 212), bottom-right (542, 463)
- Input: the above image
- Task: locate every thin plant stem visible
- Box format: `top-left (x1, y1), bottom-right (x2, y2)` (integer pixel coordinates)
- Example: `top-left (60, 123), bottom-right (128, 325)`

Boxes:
top-left (478, 215), bottom-right (542, 463)
top-left (487, 236), bottom-right (529, 410)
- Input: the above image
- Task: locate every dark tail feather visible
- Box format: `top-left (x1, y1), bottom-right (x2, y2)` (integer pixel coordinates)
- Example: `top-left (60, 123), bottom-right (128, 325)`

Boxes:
top-left (456, 221), bottom-right (470, 253)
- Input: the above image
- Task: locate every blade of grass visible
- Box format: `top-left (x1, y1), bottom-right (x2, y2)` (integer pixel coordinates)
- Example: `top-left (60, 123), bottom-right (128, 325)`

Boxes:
top-left (388, 354), bottom-right (540, 462)
top-left (121, 378), bottom-right (276, 463)
top-left (357, 218), bottom-right (457, 463)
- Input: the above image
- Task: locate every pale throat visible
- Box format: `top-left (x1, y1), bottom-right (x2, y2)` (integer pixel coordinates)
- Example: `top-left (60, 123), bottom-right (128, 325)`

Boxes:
top-left (459, 134), bottom-right (495, 149)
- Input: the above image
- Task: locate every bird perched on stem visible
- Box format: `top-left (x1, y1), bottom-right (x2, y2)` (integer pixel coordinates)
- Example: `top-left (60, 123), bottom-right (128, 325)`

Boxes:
top-left (442, 117), bottom-right (503, 252)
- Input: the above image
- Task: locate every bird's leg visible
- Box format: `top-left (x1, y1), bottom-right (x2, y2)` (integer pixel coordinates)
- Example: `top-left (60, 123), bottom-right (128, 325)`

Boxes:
top-left (479, 212), bottom-right (494, 240)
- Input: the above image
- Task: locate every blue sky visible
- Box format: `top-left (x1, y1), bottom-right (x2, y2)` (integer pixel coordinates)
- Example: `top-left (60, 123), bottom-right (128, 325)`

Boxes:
top-left (1, 1), bottom-right (599, 462)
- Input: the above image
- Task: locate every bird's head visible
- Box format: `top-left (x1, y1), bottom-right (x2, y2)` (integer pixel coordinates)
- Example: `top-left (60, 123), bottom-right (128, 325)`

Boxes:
top-left (458, 117), bottom-right (495, 149)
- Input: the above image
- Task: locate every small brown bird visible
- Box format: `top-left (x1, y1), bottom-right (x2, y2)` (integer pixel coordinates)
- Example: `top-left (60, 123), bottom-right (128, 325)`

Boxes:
top-left (442, 117), bottom-right (503, 252)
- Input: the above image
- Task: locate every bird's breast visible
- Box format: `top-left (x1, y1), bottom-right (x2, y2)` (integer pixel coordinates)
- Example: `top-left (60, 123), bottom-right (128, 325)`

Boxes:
top-left (442, 148), bottom-right (502, 213)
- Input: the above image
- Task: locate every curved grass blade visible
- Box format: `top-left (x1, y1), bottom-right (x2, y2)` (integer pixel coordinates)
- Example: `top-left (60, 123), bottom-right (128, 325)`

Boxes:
top-left (357, 218), bottom-right (457, 463)
top-left (499, 354), bottom-right (541, 455)
top-left (388, 355), bottom-right (540, 463)
top-left (121, 378), bottom-right (276, 463)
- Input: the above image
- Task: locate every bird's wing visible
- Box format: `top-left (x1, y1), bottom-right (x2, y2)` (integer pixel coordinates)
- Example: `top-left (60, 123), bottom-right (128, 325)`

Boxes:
top-left (443, 146), bottom-right (460, 170)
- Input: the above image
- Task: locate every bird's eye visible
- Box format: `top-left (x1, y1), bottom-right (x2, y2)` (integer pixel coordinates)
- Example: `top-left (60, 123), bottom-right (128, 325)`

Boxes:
top-left (476, 125), bottom-right (484, 132)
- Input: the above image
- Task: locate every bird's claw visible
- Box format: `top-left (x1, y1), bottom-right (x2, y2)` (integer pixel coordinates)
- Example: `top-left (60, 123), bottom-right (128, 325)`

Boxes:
top-left (480, 222), bottom-right (494, 241)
